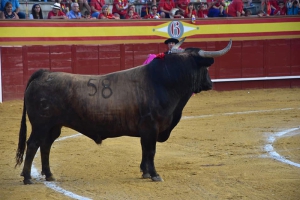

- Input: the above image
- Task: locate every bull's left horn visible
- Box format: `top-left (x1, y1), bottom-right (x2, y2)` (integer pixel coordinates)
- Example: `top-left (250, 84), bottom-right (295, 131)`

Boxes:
top-left (198, 39), bottom-right (232, 58)
top-left (171, 37), bottom-right (186, 50)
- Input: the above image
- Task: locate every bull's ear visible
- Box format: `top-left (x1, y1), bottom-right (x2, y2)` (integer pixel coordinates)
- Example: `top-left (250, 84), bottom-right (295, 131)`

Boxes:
top-left (171, 37), bottom-right (186, 50)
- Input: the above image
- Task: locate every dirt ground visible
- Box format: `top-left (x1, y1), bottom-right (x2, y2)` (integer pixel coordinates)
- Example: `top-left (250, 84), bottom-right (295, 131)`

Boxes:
top-left (0, 88), bottom-right (299, 200)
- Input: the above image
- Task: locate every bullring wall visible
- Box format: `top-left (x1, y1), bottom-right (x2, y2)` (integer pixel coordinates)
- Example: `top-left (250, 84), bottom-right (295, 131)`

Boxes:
top-left (1, 17), bottom-right (300, 102)
top-left (1, 38), bottom-right (300, 101)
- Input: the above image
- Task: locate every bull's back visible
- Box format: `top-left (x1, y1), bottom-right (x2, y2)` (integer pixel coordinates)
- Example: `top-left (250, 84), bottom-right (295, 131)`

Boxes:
top-left (25, 69), bottom-right (154, 136)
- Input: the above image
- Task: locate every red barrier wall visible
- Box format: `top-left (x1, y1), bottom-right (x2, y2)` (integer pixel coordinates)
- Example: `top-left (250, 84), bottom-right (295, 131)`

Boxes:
top-left (1, 39), bottom-right (300, 101)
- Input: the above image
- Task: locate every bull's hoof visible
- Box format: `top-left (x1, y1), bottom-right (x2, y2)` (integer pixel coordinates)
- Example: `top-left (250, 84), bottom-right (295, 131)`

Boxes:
top-left (142, 173), bottom-right (151, 179)
top-left (151, 175), bottom-right (164, 182)
top-left (23, 179), bottom-right (34, 185)
top-left (46, 175), bottom-right (56, 181)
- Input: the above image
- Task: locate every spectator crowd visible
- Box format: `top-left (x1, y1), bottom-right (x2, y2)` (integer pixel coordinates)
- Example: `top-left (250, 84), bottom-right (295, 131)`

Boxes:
top-left (0, 0), bottom-right (299, 19)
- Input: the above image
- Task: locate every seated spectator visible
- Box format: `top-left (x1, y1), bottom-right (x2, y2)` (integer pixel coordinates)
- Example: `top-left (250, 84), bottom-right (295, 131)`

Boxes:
top-left (274, 1), bottom-right (287, 15)
top-left (78, 0), bottom-right (91, 17)
top-left (176, 0), bottom-right (190, 15)
top-left (244, 9), bottom-right (252, 16)
top-left (55, 0), bottom-right (69, 14)
top-left (292, 0), bottom-right (300, 14)
top-left (125, 5), bottom-right (141, 19)
top-left (1, 0), bottom-right (25, 19)
top-left (287, 0), bottom-right (300, 15)
top-left (112, 0), bottom-right (128, 19)
top-left (286, 0), bottom-right (293, 14)
top-left (48, 3), bottom-right (68, 19)
top-left (197, 3), bottom-right (208, 18)
top-left (128, 5), bottom-right (141, 18)
top-left (99, 4), bottom-right (120, 19)
top-left (29, 4), bottom-right (43, 19)
top-left (144, 4), bottom-right (161, 19)
top-left (159, 0), bottom-right (176, 18)
top-left (226, 0), bottom-right (244, 17)
top-left (83, 10), bottom-right (96, 19)
top-left (67, 2), bottom-right (82, 19)
top-left (90, 0), bottom-right (105, 19)
top-left (140, 0), bottom-right (157, 17)
top-left (174, 9), bottom-right (184, 18)
top-left (83, 10), bottom-right (91, 18)
top-left (207, 0), bottom-right (225, 17)
top-left (184, 2), bottom-right (197, 18)
top-left (168, 8), bottom-right (177, 18)
top-left (0, 1), bottom-right (19, 19)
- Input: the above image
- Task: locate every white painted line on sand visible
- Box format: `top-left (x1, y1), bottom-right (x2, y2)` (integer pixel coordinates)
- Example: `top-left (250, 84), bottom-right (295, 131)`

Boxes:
top-left (181, 108), bottom-right (298, 120)
top-left (32, 133), bottom-right (92, 200)
top-left (264, 127), bottom-right (300, 168)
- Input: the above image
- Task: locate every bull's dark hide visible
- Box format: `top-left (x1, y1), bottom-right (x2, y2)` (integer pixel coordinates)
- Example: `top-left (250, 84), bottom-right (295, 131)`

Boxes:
top-left (15, 44), bottom-right (228, 184)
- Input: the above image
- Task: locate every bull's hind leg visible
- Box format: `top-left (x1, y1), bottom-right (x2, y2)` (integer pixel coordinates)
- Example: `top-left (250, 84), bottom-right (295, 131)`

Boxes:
top-left (21, 132), bottom-right (41, 184)
top-left (40, 126), bottom-right (61, 181)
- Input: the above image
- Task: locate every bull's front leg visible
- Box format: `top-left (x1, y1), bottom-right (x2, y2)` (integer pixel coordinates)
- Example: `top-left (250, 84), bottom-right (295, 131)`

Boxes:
top-left (139, 116), bottom-right (163, 182)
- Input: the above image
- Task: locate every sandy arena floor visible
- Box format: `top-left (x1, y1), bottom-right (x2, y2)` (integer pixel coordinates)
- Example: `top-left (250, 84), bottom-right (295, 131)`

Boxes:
top-left (0, 88), bottom-right (299, 200)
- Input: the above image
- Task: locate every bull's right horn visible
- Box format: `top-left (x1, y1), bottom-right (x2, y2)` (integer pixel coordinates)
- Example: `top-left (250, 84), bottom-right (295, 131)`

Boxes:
top-left (198, 39), bottom-right (232, 58)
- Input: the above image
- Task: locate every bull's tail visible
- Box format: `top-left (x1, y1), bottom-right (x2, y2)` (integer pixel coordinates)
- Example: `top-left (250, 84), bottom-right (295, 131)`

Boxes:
top-left (15, 69), bottom-right (49, 168)
top-left (15, 99), bottom-right (27, 168)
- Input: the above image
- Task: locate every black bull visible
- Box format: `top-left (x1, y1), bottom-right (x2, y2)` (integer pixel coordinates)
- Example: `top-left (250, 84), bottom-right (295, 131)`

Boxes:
top-left (15, 40), bottom-right (232, 184)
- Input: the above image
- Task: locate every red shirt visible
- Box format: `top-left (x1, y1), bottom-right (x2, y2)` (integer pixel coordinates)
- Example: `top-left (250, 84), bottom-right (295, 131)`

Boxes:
top-left (274, 7), bottom-right (287, 15)
top-left (159, 0), bottom-right (176, 12)
top-left (144, 13), bottom-right (160, 19)
top-left (184, 10), bottom-right (197, 18)
top-left (47, 10), bottom-right (66, 19)
top-left (99, 12), bottom-right (115, 19)
top-left (227, 0), bottom-right (243, 17)
top-left (269, 0), bottom-right (279, 9)
top-left (90, 0), bottom-right (105, 14)
top-left (198, 9), bottom-right (208, 18)
top-left (125, 12), bottom-right (141, 19)
top-left (112, 0), bottom-right (128, 15)
top-left (176, 0), bottom-right (190, 12)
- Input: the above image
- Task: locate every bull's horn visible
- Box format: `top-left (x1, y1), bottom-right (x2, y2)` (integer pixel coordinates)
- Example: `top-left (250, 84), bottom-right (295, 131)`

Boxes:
top-left (198, 39), bottom-right (232, 58)
top-left (171, 37), bottom-right (186, 50)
